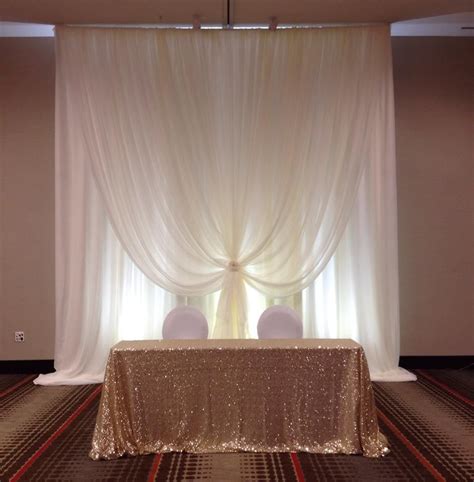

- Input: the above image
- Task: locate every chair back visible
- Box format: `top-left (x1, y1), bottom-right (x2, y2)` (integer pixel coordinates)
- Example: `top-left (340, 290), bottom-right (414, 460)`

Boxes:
top-left (162, 306), bottom-right (209, 340)
top-left (257, 305), bottom-right (303, 339)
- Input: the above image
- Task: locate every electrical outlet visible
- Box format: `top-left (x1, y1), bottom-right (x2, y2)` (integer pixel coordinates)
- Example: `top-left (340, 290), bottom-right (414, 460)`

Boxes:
top-left (15, 331), bottom-right (25, 342)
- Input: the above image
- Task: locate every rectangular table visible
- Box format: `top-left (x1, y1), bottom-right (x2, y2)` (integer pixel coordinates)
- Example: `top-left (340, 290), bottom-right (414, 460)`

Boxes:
top-left (90, 339), bottom-right (388, 460)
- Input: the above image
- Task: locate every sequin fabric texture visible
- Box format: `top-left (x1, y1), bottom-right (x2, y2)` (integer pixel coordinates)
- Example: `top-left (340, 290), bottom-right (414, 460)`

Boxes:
top-left (90, 339), bottom-right (389, 460)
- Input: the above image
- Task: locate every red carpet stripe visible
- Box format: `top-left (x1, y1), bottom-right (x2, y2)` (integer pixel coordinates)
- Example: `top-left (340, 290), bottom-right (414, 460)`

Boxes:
top-left (376, 408), bottom-right (446, 482)
top-left (0, 375), bottom-right (36, 399)
top-left (147, 454), bottom-right (162, 482)
top-left (9, 385), bottom-right (102, 482)
top-left (290, 453), bottom-right (305, 482)
top-left (417, 370), bottom-right (474, 407)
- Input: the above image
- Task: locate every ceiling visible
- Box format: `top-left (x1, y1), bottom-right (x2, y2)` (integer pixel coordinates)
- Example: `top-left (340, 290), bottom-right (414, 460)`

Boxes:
top-left (0, 0), bottom-right (472, 26)
top-left (392, 11), bottom-right (473, 36)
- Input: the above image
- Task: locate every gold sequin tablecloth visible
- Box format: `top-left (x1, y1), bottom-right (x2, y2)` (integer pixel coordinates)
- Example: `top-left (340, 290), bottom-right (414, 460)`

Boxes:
top-left (90, 339), bottom-right (388, 460)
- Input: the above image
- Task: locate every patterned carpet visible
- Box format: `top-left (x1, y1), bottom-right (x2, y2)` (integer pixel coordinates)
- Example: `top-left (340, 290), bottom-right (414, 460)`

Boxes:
top-left (1, 369), bottom-right (473, 481)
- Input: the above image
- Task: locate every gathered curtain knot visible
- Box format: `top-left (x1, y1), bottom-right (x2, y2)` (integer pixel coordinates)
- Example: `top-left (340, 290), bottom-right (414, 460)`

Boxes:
top-left (227, 260), bottom-right (241, 272)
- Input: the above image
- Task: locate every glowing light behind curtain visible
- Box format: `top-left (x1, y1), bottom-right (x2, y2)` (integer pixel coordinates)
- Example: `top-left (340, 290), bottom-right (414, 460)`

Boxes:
top-left (35, 25), bottom-right (415, 385)
top-left (54, 26), bottom-right (389, 339)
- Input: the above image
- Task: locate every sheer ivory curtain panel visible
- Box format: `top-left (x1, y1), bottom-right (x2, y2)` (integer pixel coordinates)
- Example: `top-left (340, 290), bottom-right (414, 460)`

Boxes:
top-left (36, 25), bottom-right (415, 385)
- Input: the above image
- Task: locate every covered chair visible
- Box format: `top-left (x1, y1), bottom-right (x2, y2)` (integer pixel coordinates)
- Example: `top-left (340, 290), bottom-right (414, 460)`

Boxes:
top-left (257, 305), bottom-right (303, 339)
top-left (162, 306), bottom-right (209, 340)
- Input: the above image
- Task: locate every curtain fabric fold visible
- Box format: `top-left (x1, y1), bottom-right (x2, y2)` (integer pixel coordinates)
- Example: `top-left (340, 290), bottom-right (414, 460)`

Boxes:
top-left (35, 25), bottom-right (415, 385)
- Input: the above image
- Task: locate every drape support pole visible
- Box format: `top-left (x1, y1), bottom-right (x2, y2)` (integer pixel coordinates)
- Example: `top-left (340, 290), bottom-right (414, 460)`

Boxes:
top-left (225, 0), bottom-right (233, 29)
top-left (192, 15), bottom-right (201, 30)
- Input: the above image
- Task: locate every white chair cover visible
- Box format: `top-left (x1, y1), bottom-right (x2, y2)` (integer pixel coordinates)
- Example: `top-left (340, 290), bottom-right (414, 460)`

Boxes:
top-left (162, 306), bottom-right (209, 340)
top-left (257, 305), bottom-right (303, 339)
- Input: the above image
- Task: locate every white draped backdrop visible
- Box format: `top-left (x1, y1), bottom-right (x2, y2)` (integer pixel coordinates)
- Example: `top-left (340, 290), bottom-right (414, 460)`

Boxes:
top-left (36, 25), bottom-right (415, 385)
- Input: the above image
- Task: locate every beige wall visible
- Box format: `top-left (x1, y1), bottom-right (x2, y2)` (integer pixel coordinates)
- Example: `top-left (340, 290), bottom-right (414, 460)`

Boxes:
top-left (0, 38), bottom-right (55, 359)
top-left (0, 36), bottom-right (472, 360)
top-left (393, 37), bottom-right (473, 355)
